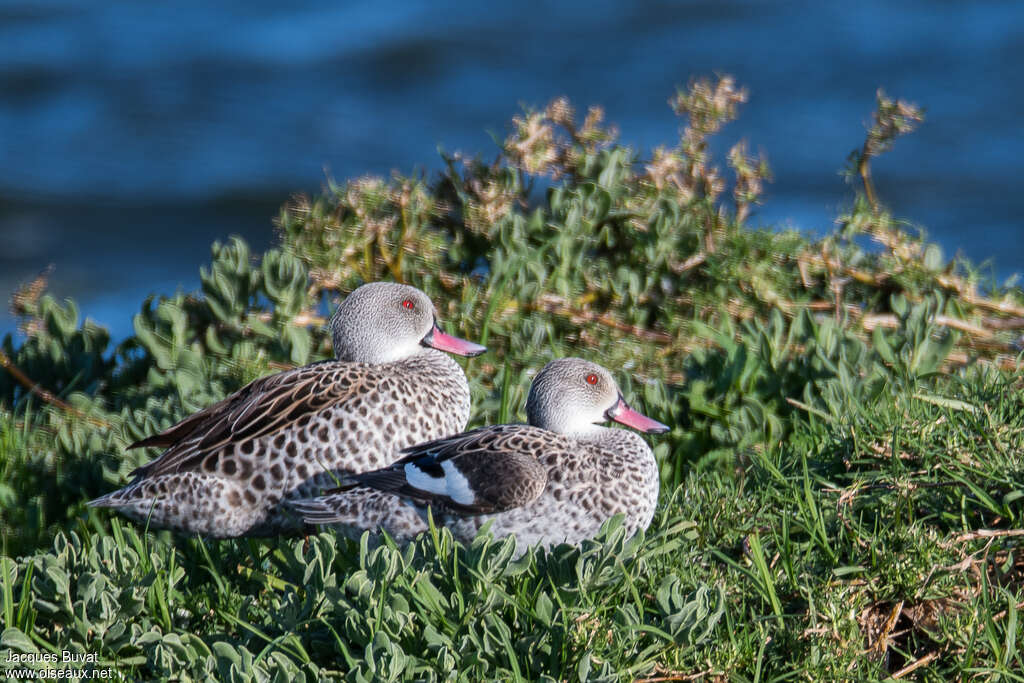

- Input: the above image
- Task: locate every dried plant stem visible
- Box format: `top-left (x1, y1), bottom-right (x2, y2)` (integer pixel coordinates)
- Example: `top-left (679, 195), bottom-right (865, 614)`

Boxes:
top-left (962, 292), bottom-right (1024, 318)
top-left (672, 252), bottom-right (707, 275)
top-left (891, 651), bottom-right (939, 679)
top-left (950, 528), bottom-right (1024, 544)
top-left (634, 670), bottom-right (713, 682)
top-left (503, 296), bottom-right (673, 343)
top-left (858, 153), bottom-right (879, 213)
top-left (254, 311), bottom-right (326, 327)
top-left (0, 349), bottom-right (110, 428)
top-left (860, 313), bottom-right (994, 339)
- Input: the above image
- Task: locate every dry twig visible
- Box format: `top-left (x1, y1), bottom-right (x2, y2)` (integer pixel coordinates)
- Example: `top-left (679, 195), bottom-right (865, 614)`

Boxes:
top-left (949, 528), bottom-right (1024, 544)
top-left (891, 651), bottom-right (939, 679)
top-left (634, 669), bottom-right (713, 682)
top-left (0, 349), bottom-right (111, 428)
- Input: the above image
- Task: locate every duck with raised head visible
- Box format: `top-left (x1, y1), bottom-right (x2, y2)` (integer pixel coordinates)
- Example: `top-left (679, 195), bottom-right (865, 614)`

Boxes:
top-left (290, 357), bottom-right (669, 553)
top-left (89, 282), bottom-right (486, 537)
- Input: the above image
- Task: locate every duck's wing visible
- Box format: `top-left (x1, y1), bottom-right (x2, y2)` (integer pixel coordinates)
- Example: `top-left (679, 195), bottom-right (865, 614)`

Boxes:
top-left (339, 424), bottom-right (550, 515)
top-left (128, 360), bottom-right (369, 479)
top-left (128, 369), bottom-right (288, 450)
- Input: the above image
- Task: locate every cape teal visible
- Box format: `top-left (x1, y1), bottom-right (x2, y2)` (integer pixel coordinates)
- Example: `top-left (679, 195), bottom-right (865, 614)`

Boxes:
top-left (89, 282), bottom-right (485, 537)
top-left (291, 357), bottom-right (668, 555)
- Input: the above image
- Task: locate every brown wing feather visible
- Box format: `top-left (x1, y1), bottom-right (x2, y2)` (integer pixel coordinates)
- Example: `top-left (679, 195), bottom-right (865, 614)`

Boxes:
top-left (129, 361), bottom-right (367, 479)
top-left (127, 370), bottom-right (286, 450)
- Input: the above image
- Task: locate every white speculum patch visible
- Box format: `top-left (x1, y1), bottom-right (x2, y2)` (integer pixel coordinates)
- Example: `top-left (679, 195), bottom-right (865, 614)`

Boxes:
top-left (404, 460), bottom-right (476, 505)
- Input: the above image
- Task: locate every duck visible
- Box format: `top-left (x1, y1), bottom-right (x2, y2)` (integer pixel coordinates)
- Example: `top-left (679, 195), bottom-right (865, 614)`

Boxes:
top-left (88, 282), bottom-right (486, 537)
top-left (290, 357), bottom-right (669, 554)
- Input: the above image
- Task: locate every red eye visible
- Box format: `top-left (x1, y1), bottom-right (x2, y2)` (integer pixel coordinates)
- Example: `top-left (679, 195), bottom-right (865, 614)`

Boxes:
top-left (402, 299), bottom-right (414, 310)
top-left (585, 373), bottom-right (598, 385)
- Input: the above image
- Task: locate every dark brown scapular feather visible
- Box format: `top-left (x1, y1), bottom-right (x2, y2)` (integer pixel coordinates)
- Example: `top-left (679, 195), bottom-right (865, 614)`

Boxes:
top-left (351, 425), bottom-right (549, 515)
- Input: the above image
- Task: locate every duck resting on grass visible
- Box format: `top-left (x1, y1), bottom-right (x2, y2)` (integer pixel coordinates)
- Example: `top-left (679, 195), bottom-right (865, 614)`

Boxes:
top-left (289, 357), bottom-right (669, 554)
top-left (89, 282), bottom-right (486, 537)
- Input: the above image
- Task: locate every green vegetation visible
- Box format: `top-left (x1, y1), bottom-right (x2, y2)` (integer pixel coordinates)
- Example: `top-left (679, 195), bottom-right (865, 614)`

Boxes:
top-left (2, 77), bottom-right (1023, 680)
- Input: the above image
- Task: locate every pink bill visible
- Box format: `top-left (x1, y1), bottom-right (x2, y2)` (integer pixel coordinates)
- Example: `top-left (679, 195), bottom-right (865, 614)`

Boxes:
top-left (422, 324), bottom-right (487, 357)
top-left (607, 396), bottom-right (669, 434)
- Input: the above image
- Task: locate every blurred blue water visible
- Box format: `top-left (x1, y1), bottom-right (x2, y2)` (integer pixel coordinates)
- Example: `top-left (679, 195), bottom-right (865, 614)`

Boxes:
top-left (2, 0), bottom-right (1023, 339)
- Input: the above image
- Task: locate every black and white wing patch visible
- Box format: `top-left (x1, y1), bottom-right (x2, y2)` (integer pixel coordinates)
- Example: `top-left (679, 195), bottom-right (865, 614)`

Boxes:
top-left (352, 426), bottom-right (548, 515)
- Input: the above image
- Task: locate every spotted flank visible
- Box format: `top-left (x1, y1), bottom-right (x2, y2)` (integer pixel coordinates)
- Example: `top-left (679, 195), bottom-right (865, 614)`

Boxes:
top-left (88, 282), bottom-right (484, 538)
top-left (292, 357), bottom-right (670, 555)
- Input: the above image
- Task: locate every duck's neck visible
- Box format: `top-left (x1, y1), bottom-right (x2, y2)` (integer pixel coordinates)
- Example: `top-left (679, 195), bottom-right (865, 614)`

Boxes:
top-left (386, 348), bottom-right (467, 382)
top-left (574, 424), bottom-right (649, 451)
top-left (338, 345), bottom-right (440, 366)
top-left (569, 424), bottom-right (614, 442)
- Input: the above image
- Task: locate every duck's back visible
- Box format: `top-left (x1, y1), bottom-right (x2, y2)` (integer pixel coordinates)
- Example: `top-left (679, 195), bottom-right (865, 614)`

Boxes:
top-left (296, 350), bottom-right (471, 482)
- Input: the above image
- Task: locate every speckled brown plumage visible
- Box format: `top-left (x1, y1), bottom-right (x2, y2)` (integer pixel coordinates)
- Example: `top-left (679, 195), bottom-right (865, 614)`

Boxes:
top-left (89, 282), bottom-right (484, 537)
top-left (290, 358), bottom-right (669, 555)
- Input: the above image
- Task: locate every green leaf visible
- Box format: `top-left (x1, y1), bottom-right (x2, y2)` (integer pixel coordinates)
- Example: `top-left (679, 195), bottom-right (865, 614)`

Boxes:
top-left (1, 627), bottom-right (38, 653)
top-left (534, 591), bottom-right (554, 626)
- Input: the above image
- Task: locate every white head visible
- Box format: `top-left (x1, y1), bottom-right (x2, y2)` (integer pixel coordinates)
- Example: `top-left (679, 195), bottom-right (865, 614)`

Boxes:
top-left (525, 358), bottom-right (669, 437)
top-left (329, 282), bottom-right (486, 364)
